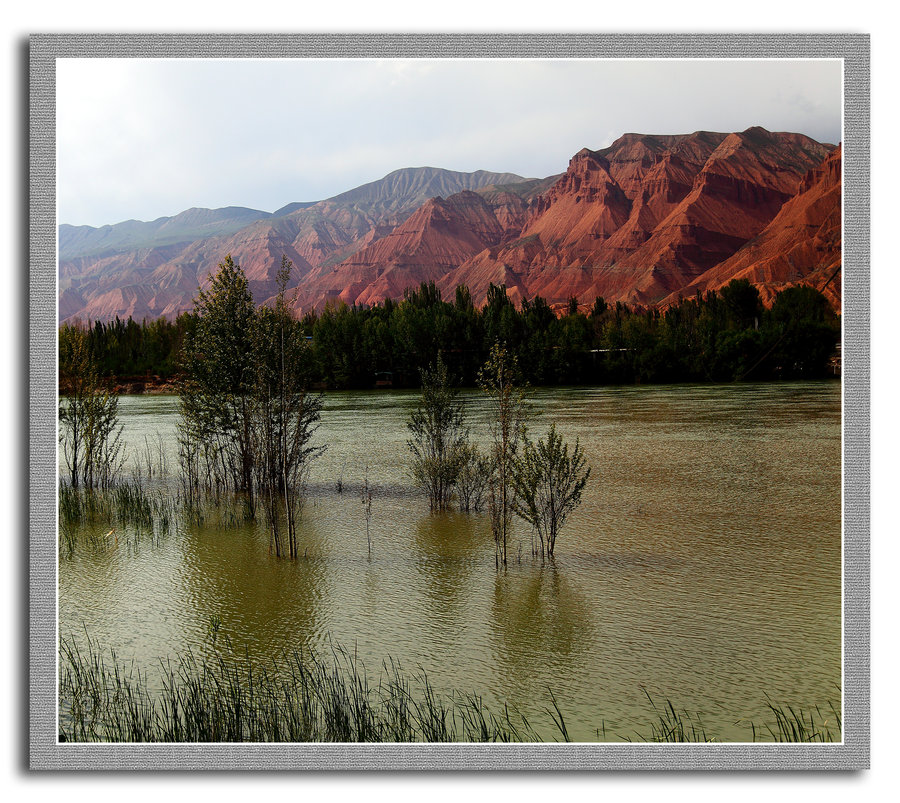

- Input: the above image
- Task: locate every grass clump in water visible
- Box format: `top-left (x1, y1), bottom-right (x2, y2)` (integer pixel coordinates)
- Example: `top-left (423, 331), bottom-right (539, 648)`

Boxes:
top-left (636, 689), bottom-right (714, 743)
top-left (620, 688), bottom-right (842, 744)
top-left (59, 634), bottom-right (547, 743)
top-left (751, 697), bottom-right (842, 743)
top-left (58, 480), bottom-right (177, 557)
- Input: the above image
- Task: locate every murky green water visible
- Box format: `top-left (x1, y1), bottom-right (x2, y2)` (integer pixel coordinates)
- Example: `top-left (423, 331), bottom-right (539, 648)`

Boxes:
top-left (58, 382), bottom-right (842, 741)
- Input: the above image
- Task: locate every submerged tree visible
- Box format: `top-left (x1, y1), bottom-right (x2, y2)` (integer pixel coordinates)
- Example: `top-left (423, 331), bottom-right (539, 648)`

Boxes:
top-left (59, 326), bottom-right (123, 489)
top-left (407, 355), bottom-right (468, 512)
top-left (178, 254), bottom-right (324, 555)
top-left (253, 257), bottom-right (325, 557)
top-left (456, 442), bottom-right (493, 514)
top-left (178, 254), bottom-right (259, 509)
top-left (512, 424), bottom-right (590, 558)
top-left (478, 342), bottom-right (529, 567)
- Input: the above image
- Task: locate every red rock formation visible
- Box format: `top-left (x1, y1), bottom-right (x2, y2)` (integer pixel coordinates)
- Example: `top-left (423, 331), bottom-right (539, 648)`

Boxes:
top-left (438, 128), bottom-right (834, 309)
top-left (661, 145), bottom-right (842, 311)
top-left (57, 132), bottom-right (841, 323)
top-left (292, 191), bottom-right (517, 309)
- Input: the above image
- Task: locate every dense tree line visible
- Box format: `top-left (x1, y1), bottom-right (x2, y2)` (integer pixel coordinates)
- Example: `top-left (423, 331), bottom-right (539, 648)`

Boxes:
top-left (58, 313), bottom-right (196, 380)
top-left (59, 272), bottom-right (840, 390)
top-left (299, 278), bottom-right (839, 387)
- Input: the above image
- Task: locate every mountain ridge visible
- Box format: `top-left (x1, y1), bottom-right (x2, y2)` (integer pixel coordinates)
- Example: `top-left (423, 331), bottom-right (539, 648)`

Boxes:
top-left (59, 206), bottom-right (274, 261)
top-left (57, 130), bottom-right (841, 324)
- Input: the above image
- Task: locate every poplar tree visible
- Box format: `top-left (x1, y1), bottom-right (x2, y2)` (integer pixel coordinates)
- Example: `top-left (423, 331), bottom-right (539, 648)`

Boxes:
top-left (478, 342), bottom-right (529, 567)
top-left (178, 255), bottom-right (258, 508)
top-left (407, 355), bottom-right (468, 512)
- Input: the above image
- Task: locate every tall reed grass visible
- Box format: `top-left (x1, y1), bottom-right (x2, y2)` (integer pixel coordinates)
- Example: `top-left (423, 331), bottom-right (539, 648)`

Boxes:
top-left (59, 634), bottom-right (543, 743)
top-left (58, 634), bottom-right (842, 744)
top-left (751, 696), bottom-right (842, 743)
top-left (633, 689), bottom-right (714, 742)
top-left (58, 479), bottom-right (177, 557)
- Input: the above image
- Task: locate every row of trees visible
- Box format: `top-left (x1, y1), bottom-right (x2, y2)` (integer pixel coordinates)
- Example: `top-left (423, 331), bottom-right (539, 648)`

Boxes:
top-left (312, 278), bottom-right (838, 386)
top-left (58, 314), bottom-right (194, 380)
top-left (59, 277), bottom-right (841, 391)
top-left (407, 346), bottom-right (590, 565)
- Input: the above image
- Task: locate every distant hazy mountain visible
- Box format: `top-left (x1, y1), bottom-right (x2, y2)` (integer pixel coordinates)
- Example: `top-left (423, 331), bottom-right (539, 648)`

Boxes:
top-left (58, 166), bottom-right (534, 323)
top-left (322, 166), bottom-right (532, 222)
top-left (59, 206), bottom-right (274, 261)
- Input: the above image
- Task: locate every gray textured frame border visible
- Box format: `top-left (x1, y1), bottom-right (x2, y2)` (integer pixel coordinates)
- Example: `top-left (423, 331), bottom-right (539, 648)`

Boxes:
top-left (29, 33), bottom-right (870, 771)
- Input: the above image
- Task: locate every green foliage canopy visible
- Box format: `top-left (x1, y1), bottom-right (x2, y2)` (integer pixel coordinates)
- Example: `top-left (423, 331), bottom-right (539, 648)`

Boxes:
top-left (59, 277), bottom-right (840, 390)
top-left (512, 424), bottom-right (591, 558)
top-left (407, 355), bottom-right (469, 513)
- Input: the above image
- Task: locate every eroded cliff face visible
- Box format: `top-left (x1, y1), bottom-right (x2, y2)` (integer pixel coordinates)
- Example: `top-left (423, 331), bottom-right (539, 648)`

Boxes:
top-left (58, 130), bottom-right (841, 324)
top-left (660, 146), bottom-right (842, 312)
top-left (433, 128), bottom-right (834, 310)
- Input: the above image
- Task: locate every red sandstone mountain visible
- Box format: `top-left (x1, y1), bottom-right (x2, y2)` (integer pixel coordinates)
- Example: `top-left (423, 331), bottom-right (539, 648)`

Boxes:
top-left (58, 129), bottom-right (841, 324)
top-left (435, 128), bottom-right (834, 309)
top-left (659, 145), bottom-right (842, 312)
top-left (293, 191), bottom-right (528, 308)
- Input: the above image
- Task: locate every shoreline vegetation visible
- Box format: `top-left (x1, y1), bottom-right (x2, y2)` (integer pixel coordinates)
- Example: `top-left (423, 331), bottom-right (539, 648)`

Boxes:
top-left (59, 261), bottom-right (841, 395)
top-left (59, 257), bottom-right (593, 567)
top-left (59, 632), bottom-right (842, 744)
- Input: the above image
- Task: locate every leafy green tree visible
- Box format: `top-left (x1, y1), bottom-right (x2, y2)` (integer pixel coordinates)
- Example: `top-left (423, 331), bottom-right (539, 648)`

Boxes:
top-left (478, 342), bottom-right (529, 567)
top-left (520, 296), bottom-right (557, 385)
top-left (590, 296), bottom-right (608, 318)
top-left (407, 355), bottom-right (468, 512)
top-left (449, 284), bottom-right (485, 384)
top-left (483, 284), bottom-right (522, 352)
top-left (554, 311), bottom-right (592, 383)
top-left (769, 284), bottom-right (836, 325)
top-left (512, 424), bottom-right (590, 558)
top-left (178, 254), bottom-right (259, 507)
top-left (762, 285), bottom-right (839, 378)
top-left (59, 326), bottom-right (123, 489)
top-left (720, 278), bottom-right (763, 331)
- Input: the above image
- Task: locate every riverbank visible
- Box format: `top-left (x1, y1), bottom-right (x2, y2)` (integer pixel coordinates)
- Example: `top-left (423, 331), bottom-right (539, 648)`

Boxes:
top-left (101, 374), bottom-right (180, 395)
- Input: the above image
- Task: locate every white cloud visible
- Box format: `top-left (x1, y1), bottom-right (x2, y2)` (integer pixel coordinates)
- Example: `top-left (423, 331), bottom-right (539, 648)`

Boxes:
top-left (57, 57), bottom-right (842, 227)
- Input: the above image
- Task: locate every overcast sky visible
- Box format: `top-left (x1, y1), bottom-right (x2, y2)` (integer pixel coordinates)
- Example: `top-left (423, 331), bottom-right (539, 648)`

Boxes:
top-left (57, 58), bottom-right (842, 228)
